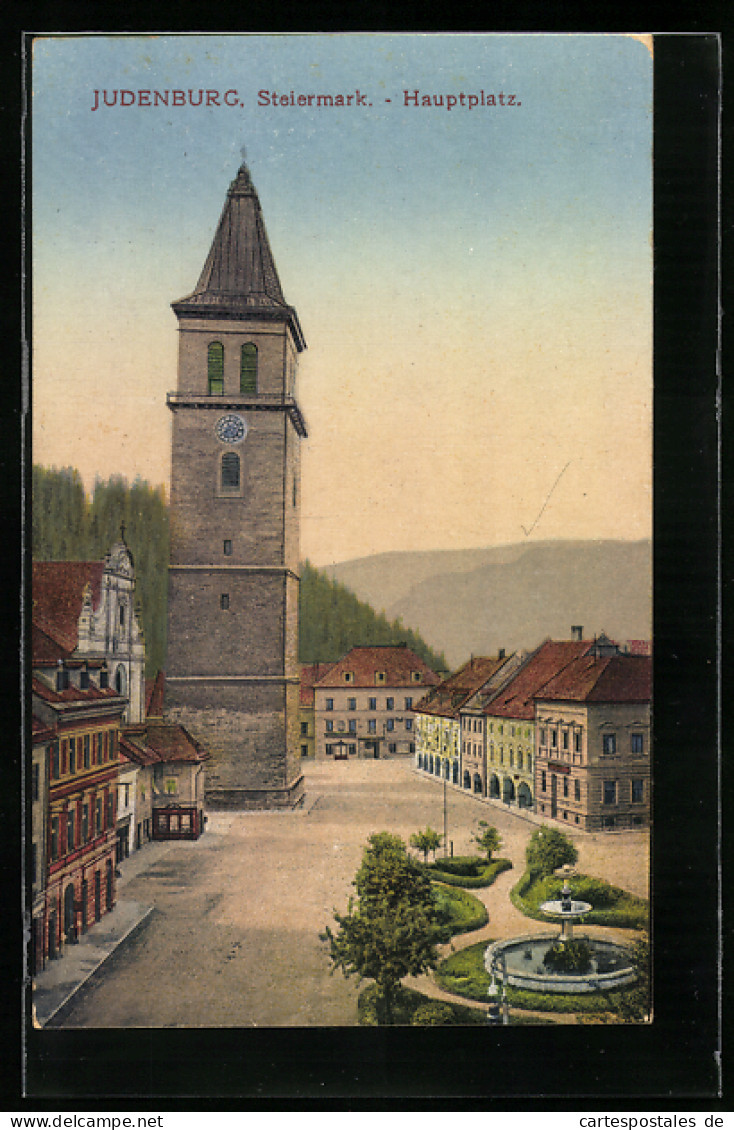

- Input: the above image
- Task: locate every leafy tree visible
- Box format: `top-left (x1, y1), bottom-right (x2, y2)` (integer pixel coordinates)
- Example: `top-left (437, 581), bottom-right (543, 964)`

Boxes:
top-left (525, 826), bottom-right (578, 877)
top-left (409, 826), bottom-right (442, 863)
top-left (543, 937), bottom-right (592, 974)
top-left (321, 832), bottom-right (444, 1024)
top-left (473, 820), bottom-right (502, 862)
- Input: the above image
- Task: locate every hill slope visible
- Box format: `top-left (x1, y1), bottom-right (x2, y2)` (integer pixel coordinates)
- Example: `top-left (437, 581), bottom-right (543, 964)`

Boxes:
top-left (325, 540), bottom-right (651, 668)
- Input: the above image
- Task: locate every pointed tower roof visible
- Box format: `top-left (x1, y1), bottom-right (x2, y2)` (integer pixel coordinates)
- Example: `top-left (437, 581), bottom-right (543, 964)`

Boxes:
top-left (172, 160), bottom-right (306, 350)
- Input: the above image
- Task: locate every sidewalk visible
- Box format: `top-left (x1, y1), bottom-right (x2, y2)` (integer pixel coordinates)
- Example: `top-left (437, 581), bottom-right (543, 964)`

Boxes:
top-left (31, 838), bottom-right (176, 1027)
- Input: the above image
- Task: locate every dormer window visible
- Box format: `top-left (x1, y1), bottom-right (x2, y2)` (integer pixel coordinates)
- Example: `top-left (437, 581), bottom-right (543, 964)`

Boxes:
top-left (375, 671), bottom-right (386, 684)
top-left (343, 672), bottom-right (354, 684)
top-left (411, 671), bottom-right (422, 683)
top-left (240, 343), bottom-right (257, 394)
top-left (208, 342), bottom-right (224, 395)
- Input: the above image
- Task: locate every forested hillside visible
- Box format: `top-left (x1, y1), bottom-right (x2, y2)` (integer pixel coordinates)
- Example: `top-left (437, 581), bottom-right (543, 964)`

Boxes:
top-left (298, 561), bottom-right (446, 670)
top-left (32, 467), bottom-right (447, 677)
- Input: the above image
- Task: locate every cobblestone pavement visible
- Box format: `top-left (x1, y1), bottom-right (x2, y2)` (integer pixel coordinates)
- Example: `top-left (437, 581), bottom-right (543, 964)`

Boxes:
top-left (52, 759), bottom-right (649, 1028)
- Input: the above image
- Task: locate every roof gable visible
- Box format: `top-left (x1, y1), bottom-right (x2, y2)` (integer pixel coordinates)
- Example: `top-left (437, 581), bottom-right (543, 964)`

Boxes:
top-left (535, 654), bottom-right (651, 703)
top-left (484, 640), bottom-right (592, 720)
top-left (32, 561), bottom-right (105, 653)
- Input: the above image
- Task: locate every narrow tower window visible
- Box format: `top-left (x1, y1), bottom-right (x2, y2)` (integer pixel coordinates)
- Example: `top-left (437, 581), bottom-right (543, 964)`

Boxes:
top-left (220, 594), bottom-right (230, 610)
top-left (223, 539), bottom-right (233, 556)
top-left (240, 343), bottom-right (257, 394)
top-left (220, 452), bottom-right (240, 492)
top-left (208, 342), bottom-right (224, 394)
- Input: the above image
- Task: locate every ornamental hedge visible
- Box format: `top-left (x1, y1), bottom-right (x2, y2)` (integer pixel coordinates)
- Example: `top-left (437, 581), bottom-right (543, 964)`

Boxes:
top-left (509, 871), bottom-right (648, 930)
top-left (421, 855), bottom-right (512, 889)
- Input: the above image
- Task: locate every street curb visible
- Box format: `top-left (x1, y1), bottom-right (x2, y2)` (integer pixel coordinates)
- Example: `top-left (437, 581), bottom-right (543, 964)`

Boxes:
top-left (40, 905), bottom-right (155, 1028)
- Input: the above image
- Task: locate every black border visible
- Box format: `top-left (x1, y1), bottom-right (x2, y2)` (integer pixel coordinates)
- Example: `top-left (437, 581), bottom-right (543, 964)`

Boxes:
top-left (5, 27), bottom-right (722, 1109)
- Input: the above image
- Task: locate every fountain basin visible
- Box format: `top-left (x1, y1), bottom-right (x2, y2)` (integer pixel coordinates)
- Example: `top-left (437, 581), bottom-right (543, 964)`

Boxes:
top-left (485, 934), bottom-right (636, 994)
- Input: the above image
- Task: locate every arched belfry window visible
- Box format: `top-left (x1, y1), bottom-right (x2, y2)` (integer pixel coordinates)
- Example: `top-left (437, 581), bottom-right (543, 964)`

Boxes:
top-left (240, 343), bottom-right (257, 394)
top-left (221, 452), bottom-right (240, 492)
top-left (208, 342), bottom-right (224, 395)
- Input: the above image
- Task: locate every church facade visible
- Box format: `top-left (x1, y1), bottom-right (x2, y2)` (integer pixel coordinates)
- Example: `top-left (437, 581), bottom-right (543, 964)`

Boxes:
top-left (164, 159), bottom-right (307, 809)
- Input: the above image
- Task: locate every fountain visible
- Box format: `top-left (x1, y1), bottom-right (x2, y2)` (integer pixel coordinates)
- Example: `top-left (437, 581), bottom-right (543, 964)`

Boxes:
top-left (484, 874), bottom-right (637, 995)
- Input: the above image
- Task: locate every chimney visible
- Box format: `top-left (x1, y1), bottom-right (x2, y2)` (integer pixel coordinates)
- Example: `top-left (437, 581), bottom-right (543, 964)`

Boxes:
top-left (498, 648), bottom-right (506, 660)
top-left (571, 625), bottom-right (583, 642)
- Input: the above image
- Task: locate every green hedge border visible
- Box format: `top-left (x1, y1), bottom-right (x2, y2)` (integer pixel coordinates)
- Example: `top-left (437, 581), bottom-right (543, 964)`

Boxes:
top-left (433, 881), bottom-right (489, 936)
top-left (421, 856), bottom-right (512, 889)
top-left (509, 870), bottom-right (648, 930)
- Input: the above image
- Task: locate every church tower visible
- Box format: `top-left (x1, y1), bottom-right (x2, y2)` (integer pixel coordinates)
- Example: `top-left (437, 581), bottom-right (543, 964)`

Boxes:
top-left (164, 158), bottom-right (306, 809)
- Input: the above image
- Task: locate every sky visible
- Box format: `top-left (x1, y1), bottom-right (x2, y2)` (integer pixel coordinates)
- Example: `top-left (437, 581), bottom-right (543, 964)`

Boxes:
top-left (31, 33), bottom-right (652, 567)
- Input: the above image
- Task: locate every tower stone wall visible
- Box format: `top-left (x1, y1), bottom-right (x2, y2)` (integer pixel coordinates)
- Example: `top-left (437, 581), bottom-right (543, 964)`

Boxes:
top-left (164, 159), bottom-right (306, 809)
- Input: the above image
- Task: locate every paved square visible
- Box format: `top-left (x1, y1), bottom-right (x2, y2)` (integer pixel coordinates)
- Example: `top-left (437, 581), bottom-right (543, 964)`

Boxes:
top-left (52, 759), bottom-right (649, 1027)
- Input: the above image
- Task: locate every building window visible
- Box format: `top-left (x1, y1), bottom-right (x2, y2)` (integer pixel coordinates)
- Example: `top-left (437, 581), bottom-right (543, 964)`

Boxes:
top-left (562, 730), bottom-right (569, 750)
top-left (326, 720), bottom-right (334, 733)
top-left (631, 779), bottom-right (644, 803)
top-left (240, 343), bottom-right (257, 394)
top-left (220, 594), bottom-right (230, 610)
top-left (527, 752), bottom-right (532, 772)
top-left (325, 698), bottom-right (333, 711)
top-left (541, 770), bottom-right (547, 792)
top-left (368, 719), bottom-right (376, 733)
top-left (107, 792), bottom-right (114, 827)
top-left (166, 780), bottom-right (177, 795)
top-left (326, 744), bottom-right (334, 756)
top-left (386, 697), bottom-right (394, 710)
top-left (83, 734), bottom-right (91, 769)
top-left (539, 728), bottom-right (546, 746)
top-left (518, 751), bottom-right (523, 770)
top-left (32, 762), bottom-right (40, 801)
top-left (347, 698), bottom-right (356, 711)
top-left (223, 539), bottom-right (233, 556)
top-left (375, 672), bottom-right (386, 684)
top-left (602, 734), bottom-right (617, 756)
top-left (300, 722), bottom-right (308, 736)
top-left (348, 720), bottom-right (357, 734)
top-left (563, 777), bottom-right (569, 798)
top-left (405, 697), bottom-right (413, 710)
top-left (95, 798), bottom-right (103, 834)
top-left (51, 743), bottom-right (60, 781)
top-left (603, 780), bottom-right (617, 805)
top-left (389, 743), bottom-right (397, 754)
top-left (368, 697), bottom-right (377, 711)
top-left (574, 779), bottom-right (581, 802)
top-left (50, 816), bottom-right (59, 860)
top-left (574, 731), bottom-right (582, 753)
top-left (82, 804), bottom-right (89, 842)
top-left (66, 810), bottom-right (75, 853)
top-left (343, 672), bottom-right (354, 683)
top-left (301, 744), bottom-right (309, 758)
top-left (220, 452), bottom-right (240, 492)
top-left (208, 341), bottom-right (224, 394)
top-left (411, 672), bottom-right (422, 683)
top-left (550, 730), bottom-right (557, 748)
top-left (349, 744), bottom-right (356, 756)
top-left (406, 719), bottom-right (413, 731)
top-left (631, 733), bottom-right (644, 754)
top-left (68, 737), bottom-right (76, 774)
top-left (386, 719), bottom-right (395, 732)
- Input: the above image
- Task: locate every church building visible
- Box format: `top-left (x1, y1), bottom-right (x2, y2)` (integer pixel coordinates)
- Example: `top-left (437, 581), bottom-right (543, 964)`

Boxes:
top-left (164, 158), bottom-right (307, 809)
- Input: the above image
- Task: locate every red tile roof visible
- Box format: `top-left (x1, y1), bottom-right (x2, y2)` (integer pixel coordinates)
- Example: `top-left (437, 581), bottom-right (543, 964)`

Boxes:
top-left (31, 674), bottom-right (124, 706)
top-left (32, 561), bottom-right (105, 653)
top-left (314, 645), bottom-right (441, 690)
top-left (483, 640), bottom-right (592, 720)
top-left (144, 722), bottom-right (209, 764)
top-left (534, 654), bottom-right (651, 704)
top-left (32, 621), bottom-right (72, 664)
top-left (415, 656), bottom-right (511, 718)
top-left (32, 715), bottom-right (55, 742)
top-left (299, 662), bottom-right (335, 706)
top-left (145, 671), bottom-right (166, 718)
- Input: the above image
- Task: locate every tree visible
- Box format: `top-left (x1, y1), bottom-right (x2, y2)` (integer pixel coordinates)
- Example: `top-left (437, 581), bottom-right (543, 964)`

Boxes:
top-left (473, 820), bottom-right (502, 862)
top-left (525, 825), bottom-right (578, 877)
top-left (409, 826), bottom-right (442, 863)
top-left (321, 832), bottom-right (444, 1024)
top-left (604, 934), bottom-right (650, 1022)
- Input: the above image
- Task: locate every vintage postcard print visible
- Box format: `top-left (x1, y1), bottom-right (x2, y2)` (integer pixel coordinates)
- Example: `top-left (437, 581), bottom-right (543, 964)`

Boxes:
top-left (30, 33), bottom-right (656, 1040)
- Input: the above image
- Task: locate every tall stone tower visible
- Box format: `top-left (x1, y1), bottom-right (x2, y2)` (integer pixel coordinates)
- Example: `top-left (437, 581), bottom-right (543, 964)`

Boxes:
top-left (164, 158), bottom-right (306, 809)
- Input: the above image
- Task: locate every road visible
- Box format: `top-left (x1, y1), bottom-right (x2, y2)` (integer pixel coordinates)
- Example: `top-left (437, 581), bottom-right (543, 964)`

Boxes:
top-left (53, 758), bottom-right (649, 1028)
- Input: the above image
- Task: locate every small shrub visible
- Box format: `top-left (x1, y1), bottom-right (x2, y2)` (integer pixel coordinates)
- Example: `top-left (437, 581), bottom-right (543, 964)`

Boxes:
top-left (411, 1001), bottom-right (456, 1026)
top-left (543, 938), bottom-right (593, 974)
top-left (432, 883), bottom-right (488, 937)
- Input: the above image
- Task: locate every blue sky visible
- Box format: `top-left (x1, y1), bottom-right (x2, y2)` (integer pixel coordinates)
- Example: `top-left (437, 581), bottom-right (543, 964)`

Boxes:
top-left (32, 33), bottom-right (653, 565)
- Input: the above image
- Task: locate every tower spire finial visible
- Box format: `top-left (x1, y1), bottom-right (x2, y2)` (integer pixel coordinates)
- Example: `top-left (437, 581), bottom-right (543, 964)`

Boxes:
top-left (120, 519), bottom-right (126, 542)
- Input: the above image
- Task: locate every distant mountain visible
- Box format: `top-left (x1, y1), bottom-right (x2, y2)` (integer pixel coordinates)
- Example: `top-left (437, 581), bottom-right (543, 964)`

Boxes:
top-left (324, 540), bottom-right (652, 669)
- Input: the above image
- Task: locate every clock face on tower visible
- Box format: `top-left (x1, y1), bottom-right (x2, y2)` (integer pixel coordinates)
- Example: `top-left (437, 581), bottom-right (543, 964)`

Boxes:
top-left (215, 413), bottom-right (248, 444)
